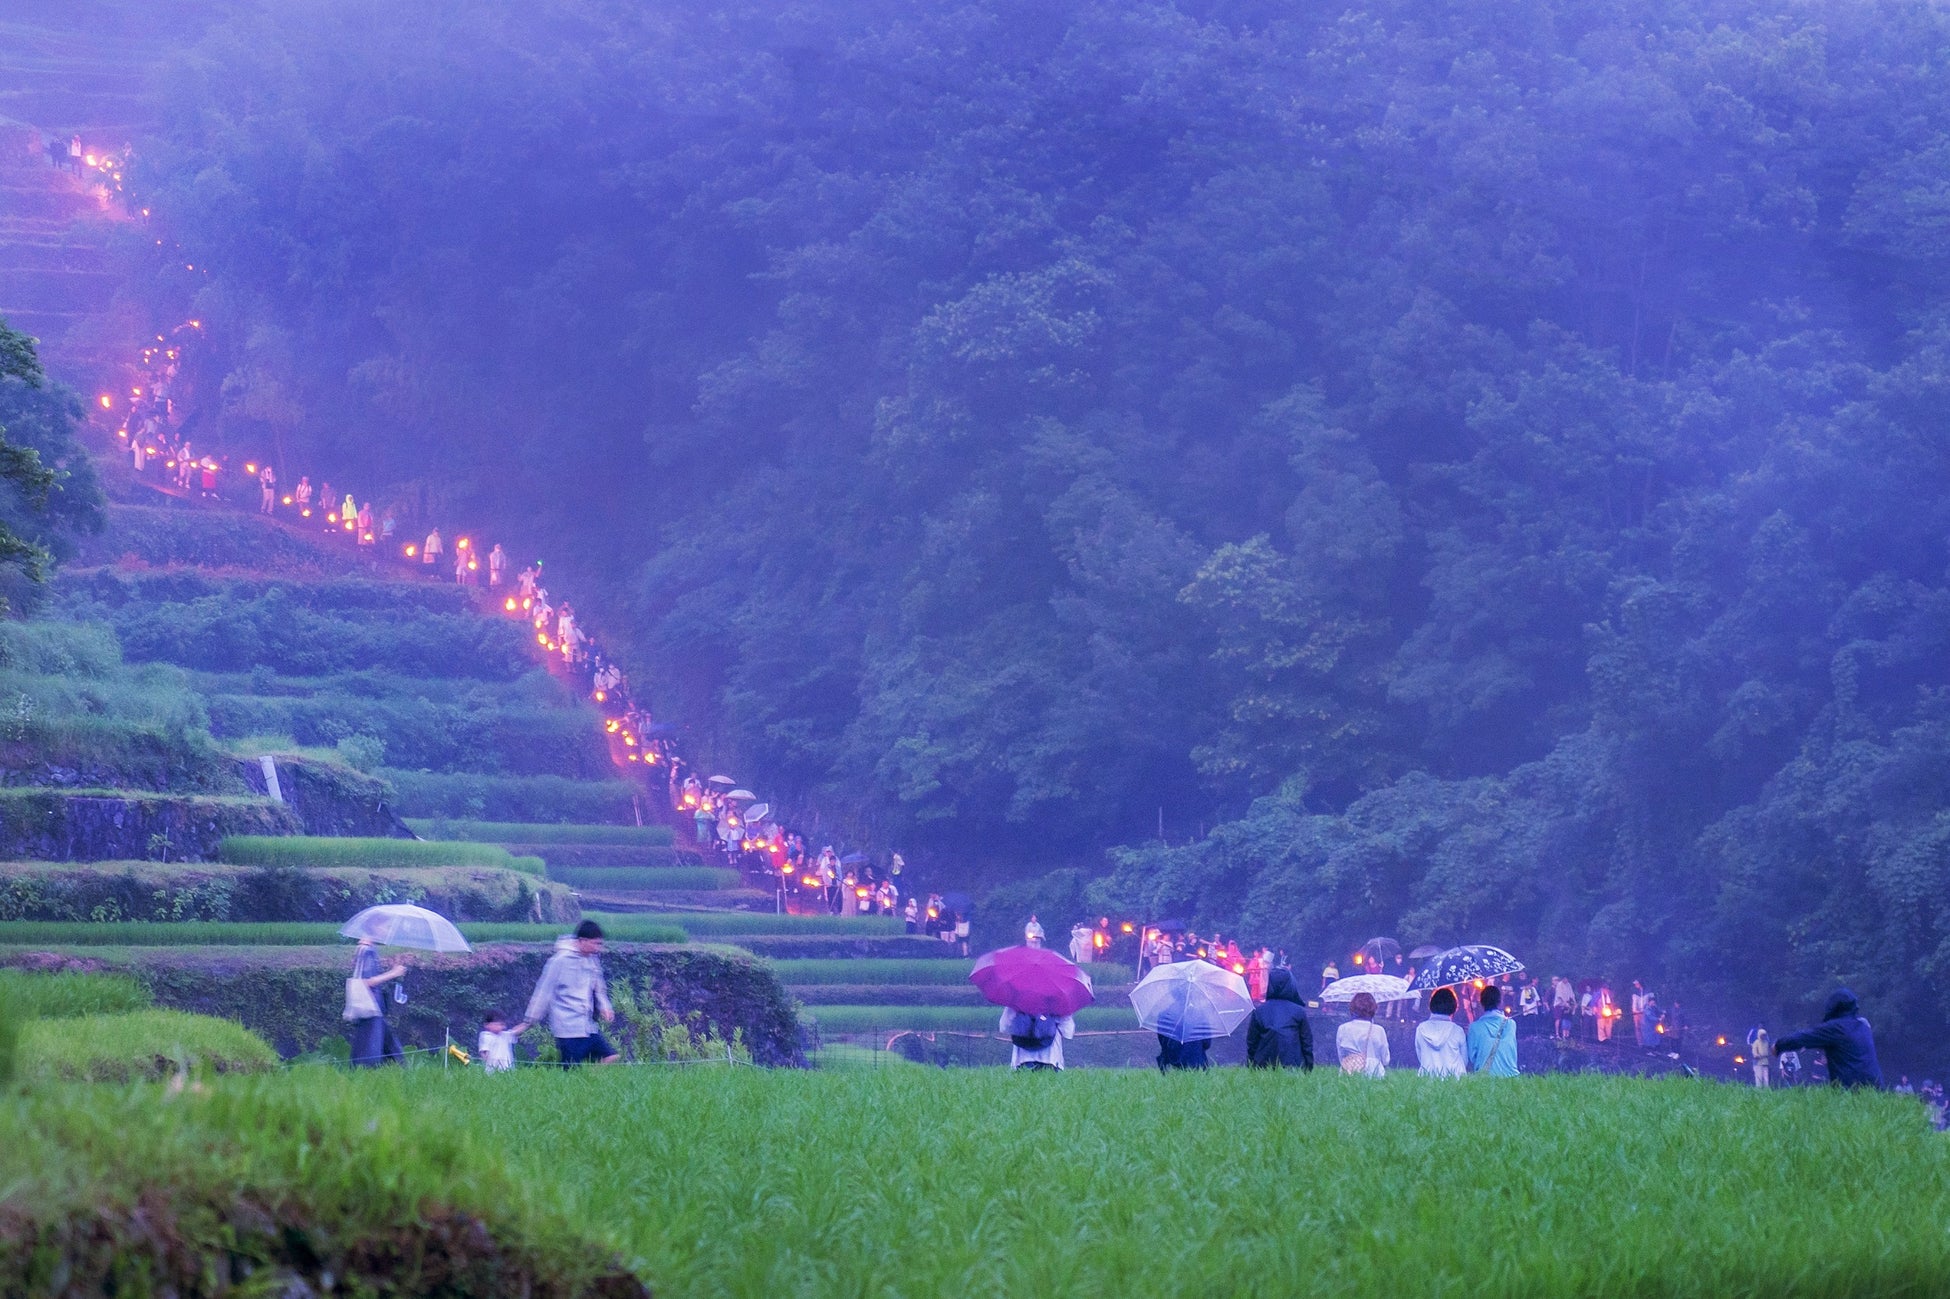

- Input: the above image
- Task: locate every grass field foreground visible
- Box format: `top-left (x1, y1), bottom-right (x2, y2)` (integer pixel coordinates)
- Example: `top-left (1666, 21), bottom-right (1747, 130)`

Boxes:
top-left (0, 1074), bottom-right (645, 1294)
top-left (151, 1066), bottom-right (1946, 1297)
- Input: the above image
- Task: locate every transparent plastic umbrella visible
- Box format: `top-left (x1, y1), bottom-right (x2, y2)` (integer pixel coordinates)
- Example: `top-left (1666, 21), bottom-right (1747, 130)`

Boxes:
top-left (1129, 959), bottom-right (1253, 1042)
top-left (726, 789), bottom-right (757, 801)
top-left (1321, 973), bottom-right (1415, 1003)
top-left (340, 904), bottom-right (471, 952)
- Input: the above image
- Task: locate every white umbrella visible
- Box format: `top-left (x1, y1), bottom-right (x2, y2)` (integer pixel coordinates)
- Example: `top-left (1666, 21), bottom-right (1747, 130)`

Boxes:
top-left (726, 789), bottom-right (757, 801)
top-left (707, 775), bottom-right (736, 787)
top-left (1321, 973), bottom-right (1414, 1003)
top-left (340, 904), bottom-right (471, 952)
top-left (1128, 959), bottom-right (1253, 1043)
top-left (745, 803), bottom-right (771, 823)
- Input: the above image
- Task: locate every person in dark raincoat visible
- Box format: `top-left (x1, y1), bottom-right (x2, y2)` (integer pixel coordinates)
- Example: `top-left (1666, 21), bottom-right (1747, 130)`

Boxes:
top-left (1774, 988), bottom-right (1885, 1089)
top-left (1156, 1034), bottom-right (1212, 1071)
top-left (1245, 967), bottom-right (1314, 1069)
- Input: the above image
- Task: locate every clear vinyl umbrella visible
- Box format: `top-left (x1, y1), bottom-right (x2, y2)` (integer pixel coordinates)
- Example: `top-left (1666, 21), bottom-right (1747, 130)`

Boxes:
top-left (1321, 973), bottom-right (1415, 1003)
top-left (340, 904), bottom-right (471, 952)
top-left (1129, 959), bottom-right (1253, 1043)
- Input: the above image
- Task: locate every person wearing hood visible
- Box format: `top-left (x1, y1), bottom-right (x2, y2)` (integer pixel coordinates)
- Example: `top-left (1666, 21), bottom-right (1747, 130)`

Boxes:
top-left (1774, 988), bottom-right (1885, 1089)
top-left (1245, 968), bottom-right (1314, 1069)
top-left (514, 920), bottom-right (617, 1067)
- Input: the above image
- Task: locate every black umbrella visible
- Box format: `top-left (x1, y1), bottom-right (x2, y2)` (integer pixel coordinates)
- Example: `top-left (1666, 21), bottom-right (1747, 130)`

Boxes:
top-left (1357, 937), bottom-right (1401, 967)
top-left (1407, 944), bottom-right (1445, 961)
top-left (1408, 945), bottom-right (1525, 991)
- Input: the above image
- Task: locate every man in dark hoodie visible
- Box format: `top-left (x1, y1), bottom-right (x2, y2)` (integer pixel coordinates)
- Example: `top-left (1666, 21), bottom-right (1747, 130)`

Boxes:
top-left (1245, 968), bottom-right (1315, 1069)
top-left (1774, 988), bottom-right (1884, 1089)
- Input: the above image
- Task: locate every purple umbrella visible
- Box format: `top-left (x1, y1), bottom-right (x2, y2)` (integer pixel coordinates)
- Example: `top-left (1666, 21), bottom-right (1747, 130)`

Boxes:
top-left (970, 946), bottom-right (1095, 1017)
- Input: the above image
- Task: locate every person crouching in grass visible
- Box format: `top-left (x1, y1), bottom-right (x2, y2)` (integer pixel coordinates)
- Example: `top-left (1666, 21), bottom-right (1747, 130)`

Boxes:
top-left (515, 919), bottom-right (620, 1067)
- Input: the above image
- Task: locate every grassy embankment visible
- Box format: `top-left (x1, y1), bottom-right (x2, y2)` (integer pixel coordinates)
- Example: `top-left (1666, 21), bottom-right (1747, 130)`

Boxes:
top-left (217, 834), bottom-right (545, 876)
top-left (0, 970), bottom-right (277, 1084)
top-left (5, 1066), bottom-right (1945, 1297)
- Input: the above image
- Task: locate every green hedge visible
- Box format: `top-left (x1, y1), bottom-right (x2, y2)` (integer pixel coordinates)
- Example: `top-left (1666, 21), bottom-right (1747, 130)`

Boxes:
top-left (551, 866), bottom-right (741, 892)
top-left (0, 789), bottom-right (302, 862)
top-left (17, 1009), bottom-right (279, 1082)
top-left (0, 861), bottom-right (578, 924)
top-left (410, 820), bottom-right (674, 846)
top-left (380, 770), bottom-right (640, 823)
top-left (219, 835), bottom-right (540, 875)
top-left (25, 944), bottom-right (802, 1066)
top-left (0, 1070), bottom-right (647, 1294)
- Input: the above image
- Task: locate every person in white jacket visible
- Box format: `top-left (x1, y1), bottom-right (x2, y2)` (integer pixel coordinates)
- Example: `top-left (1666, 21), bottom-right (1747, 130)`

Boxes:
top-left (1002, 1007), bottom-right (1076, 1071)
top-left (514, 920), bottom-right (617, 1066)
top-left (1336, 991), bottom-right (1391, 1077)
top-left (1415, 987), bottom-right (1468, 1077)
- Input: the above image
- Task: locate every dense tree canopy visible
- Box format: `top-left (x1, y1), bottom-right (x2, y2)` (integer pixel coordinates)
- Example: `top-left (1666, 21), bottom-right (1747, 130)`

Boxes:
top-left (135, 0), bottom-right (1950, 1057)
top-left (0, 320), bottom-right (98, 611)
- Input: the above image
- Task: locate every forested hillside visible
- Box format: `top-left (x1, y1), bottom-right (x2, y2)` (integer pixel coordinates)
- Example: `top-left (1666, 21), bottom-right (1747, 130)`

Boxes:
top-left (99, 0), bottom-right (1950, 1046)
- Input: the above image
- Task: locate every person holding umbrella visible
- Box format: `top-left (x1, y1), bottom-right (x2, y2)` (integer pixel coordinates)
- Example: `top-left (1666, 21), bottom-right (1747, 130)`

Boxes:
top-left (340, 902), bottom-right (474, 1067)
top-left (345, 939), bottom-right (407, 1067)
top-left (971, 946), bottom-right (1093, 1072)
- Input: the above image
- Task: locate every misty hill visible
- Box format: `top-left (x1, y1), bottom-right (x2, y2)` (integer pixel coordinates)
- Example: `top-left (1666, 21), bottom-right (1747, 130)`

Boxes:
top-left (11, 0), bottom-right (1950, 1064)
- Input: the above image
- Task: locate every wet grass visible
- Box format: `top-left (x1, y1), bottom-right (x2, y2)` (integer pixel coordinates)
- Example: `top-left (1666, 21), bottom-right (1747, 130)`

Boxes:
top-left (389, 1068), bottom-right (1950, 1295)
top-left (17, 1009), bottom-right (279, 1083)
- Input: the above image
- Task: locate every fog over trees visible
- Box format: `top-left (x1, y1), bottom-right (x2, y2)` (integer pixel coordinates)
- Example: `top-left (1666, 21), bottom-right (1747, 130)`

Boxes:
top-left (127, 0), bottom-right (1950, 1047)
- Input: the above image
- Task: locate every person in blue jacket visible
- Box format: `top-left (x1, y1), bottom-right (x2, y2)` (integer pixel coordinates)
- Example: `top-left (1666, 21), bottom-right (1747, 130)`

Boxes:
top-left (1774, 988), bottom-right (1884, 1089)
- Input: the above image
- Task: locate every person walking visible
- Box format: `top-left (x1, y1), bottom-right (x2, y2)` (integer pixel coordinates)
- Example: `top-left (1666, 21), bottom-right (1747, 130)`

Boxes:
top-left (513, 920), bottom-right (618, 1067)
top-left (488, 543), bottom-right (508, 586)
top-left (356, 502), bottom-right (374, 545)
top-left (258, 464), bottom-right (277, 514)
top-left (1024, 914), bottom-right (1045, 948)
top-left (1773, 988), bottom-right (1884, 1089)
top-left (1631, 981), bottom-right (1649, 1045)
top-left (1002, 1006), bottom-right (1075, 1071)
top-left (294, 475), bottom-right (312, 513)
top-left (1415, 987), bottom-right (1469, 1078)
top-left (1069, 923), bottom-right (1093, 965)
top-left (1466, 984), bottom-right (1520, 1076)
top-left (1320, 957), bottom-right (1340, 993)
top-left (345, 938), bottom-right (407, 1067)
top-left (1336, 992), bottom-right (1390, 1077)
top-left (1747, 1025), bottom-right (1773, 1088)
top-left (1245, 967), bottom-right (1314, 1069)
top-left (423, 527), bottom-right (443, 568)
